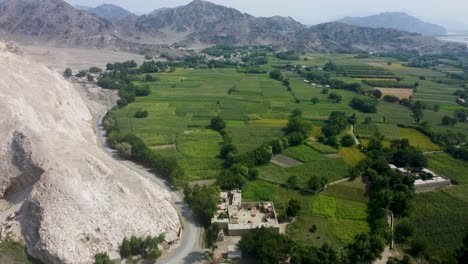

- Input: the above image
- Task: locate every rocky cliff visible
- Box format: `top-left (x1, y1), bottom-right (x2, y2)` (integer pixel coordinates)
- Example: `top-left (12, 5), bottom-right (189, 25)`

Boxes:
top-left (0, 42), bottom-right (181, 264)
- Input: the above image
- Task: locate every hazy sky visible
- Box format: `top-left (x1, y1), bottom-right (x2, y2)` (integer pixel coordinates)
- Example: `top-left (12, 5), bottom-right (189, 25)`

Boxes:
top-left (67, 0), bottom-right (468, 29)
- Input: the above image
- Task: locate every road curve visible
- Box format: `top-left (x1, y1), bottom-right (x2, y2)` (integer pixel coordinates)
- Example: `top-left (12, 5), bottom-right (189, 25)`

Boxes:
top-left (95, 112), bottom-right (205, 264)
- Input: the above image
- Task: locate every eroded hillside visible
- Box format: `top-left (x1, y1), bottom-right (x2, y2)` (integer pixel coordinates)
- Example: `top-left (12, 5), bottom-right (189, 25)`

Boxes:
top-left (0, 42), bottom-right (181, 264)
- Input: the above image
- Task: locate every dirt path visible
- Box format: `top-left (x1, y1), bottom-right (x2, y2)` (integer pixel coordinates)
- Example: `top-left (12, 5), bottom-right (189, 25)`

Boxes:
top-left (96, 112), bottom-right (206, 264)
top-left (350, 125), bottom-right (360, 145)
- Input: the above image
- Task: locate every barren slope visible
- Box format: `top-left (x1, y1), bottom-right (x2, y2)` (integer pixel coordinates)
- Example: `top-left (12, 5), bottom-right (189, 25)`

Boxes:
top-left (0, 42), bottom-right (181, 264)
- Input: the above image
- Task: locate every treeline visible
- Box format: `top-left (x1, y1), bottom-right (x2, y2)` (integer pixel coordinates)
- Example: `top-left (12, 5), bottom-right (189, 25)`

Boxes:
top-left (103, 109), bottom-right (186, 187)
top-left (238, 226), bottom-right (387, 264)
top-left (275, 51), bottom-right (300, 61)
top-left (362, 80), bottom-right (416, 89)
top-left (319, 111), bottom-right (357, 148)
top-left (120, 235), bottom-right (165, 261)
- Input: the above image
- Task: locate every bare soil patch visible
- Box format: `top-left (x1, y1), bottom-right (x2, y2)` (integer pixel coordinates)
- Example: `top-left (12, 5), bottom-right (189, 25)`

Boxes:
top-left (271, 154), bottom-right (303, 168)
top-left (375, 88), bottom-right (414, 99)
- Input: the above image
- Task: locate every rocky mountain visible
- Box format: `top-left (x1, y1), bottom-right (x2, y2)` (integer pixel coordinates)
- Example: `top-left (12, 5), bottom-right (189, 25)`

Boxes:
top-left (291, 22), bottom-right (463, 53)
top-left (0, 0), bottom-right (119, 47)
top-left (338, 12), bottom-right (447, 36)
top-left (0, 0), bottom-right (464, 54)
top-left (87, 3), bottom-right (135, 22)
top-left (115, 0), bottom-right (305, 45)
top-left (0, 42), bottom-right (181, 264)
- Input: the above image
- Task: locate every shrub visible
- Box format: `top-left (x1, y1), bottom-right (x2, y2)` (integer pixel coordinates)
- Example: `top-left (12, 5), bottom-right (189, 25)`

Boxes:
top-left (383, 95), bottom-right (399, 103)
top-left (350, 97), bottom-right (378, 113)
top-left (134, 110), bottom-right (149, 118)
top-left (94, 253), bottom-right (111, 264)
top-left (341, 134), bottom-right (356, 147)
top-left (210, 116), bottom-right (226, 131)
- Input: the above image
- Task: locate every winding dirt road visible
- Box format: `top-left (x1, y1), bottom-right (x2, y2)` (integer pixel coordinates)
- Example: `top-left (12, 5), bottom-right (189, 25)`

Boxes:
top-left (96, 112), bottom-right (206, 264)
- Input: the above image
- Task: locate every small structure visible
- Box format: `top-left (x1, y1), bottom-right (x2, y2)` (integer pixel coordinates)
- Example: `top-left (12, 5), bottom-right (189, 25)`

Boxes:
top-left (388, 165), bottom-right (451, 192)
top-left (304, 79), bottom-right (310, 83)
top-left (212, 190), bottom-right (280, 236)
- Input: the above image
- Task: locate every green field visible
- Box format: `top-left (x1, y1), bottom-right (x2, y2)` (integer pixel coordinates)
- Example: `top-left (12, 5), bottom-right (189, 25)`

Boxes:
top-left (243, 178), bottom-right (369, 247)
top-left (114, 53), bottom-right (468, 180)
top-left (409, 185), bottom-right (468, 254)
top-left (259, 145), bottom-right (351, 187)
top-left (427, 153), bottom-right (468, 184)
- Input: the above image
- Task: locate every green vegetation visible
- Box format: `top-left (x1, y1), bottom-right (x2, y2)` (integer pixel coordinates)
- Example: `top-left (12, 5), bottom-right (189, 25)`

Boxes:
top-left (94, 49), bottom-right (468, 263)
top-left (0, 241), bottom-right (40, 264)
top-left (120, 235), bottom-right (165, 261)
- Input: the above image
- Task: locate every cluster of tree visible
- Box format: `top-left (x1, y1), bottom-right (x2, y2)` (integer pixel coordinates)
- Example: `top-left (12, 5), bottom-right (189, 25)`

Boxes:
top-left (63, 68), bottom-right (72, 78)
top-left (120, 235), bottom-right (165, 261)
top-left (307, 175), bottom-right (329, 191)
top-left (323, 61), bottom-right (339, 72)
top-left (321, 112), bottom-right (351, 138)
top-left (454, 89), bottom-right (468, 99)
top-left (302, 70), bottom-right (368, 95)
top-left (238, 227), bottom-right (389, 264)
top-left (269, 69), bottom-right (284, 81)
top-left (328, 92), bottom-right (343, 103)
top-left (236, 67), bottom-right (267, 74)
top-left (205, 222), bottom-right (221, 249)
top-left (398, 99), bottom-right (426, 124)
top-left (184, 184), bottom-right (220, 226)
top-left (106, 60), bottom-right (138, 71)
top-left (442, 115), bottom-right (458, 126)
top-left (93, 253), bottom-right (111, 264)
top-left (134, 110), bottom-right (149, 119)
top-left (275, 51), bottom-right (300, 61)
top-left (350, 97), bottom-right (379, 113)
top-left (104, 113), bottom-right (186, 186)
top-left (362, 80), bottom-right (415, 89)
top-left (383, 95), bottom-right (400, 103)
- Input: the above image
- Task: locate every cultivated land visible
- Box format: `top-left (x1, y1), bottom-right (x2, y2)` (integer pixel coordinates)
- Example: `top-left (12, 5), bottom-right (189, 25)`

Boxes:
top-left (112, 51), bottom-right (468, 251)
top-left (242, 178), bottom-right (369, 247)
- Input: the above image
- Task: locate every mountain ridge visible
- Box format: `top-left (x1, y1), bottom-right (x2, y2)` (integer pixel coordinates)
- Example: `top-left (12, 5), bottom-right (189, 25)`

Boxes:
top-left (0, 0), bottom-right (464, 54)
top-left (338, 12), bottom-right (447, 36)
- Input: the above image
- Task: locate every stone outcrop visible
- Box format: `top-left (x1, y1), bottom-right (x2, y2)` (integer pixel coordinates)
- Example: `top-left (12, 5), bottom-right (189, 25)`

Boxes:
top-left (0, 42), bottom-right (181, 264)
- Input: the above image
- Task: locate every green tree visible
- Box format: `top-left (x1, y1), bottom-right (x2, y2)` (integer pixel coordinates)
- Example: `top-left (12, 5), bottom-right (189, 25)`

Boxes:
top-left (238, 227), bottom-right (291, 264)
top-left (307, 175), bottom-right (322, 191)
top-left (433, 104), bottom-right (440, 112)
top-left (63, 68), bottom-right (72, 78)
top-left (210, 116), bottom-right (226, 131)
top-left (373, 89), bottom-right (383, 99)
top-left (120, 238), bottom-right (131, 258)
top-left (205, 222), bottom-right (222, 249)
top-left (269, 70), bottom-right (283, 81)
top-left (442, 116), bottom-right (458, 126)
top-left (94, 253), bottom-right (111, 264)
top-left (341, 134), bottom-right (356, 147)
top-left (220, 143), bottom-right (238, 159)
top-left (346, 233), bottom-right (385, 263)
top-left (286, 199), bottom-right (301, 217)
top-left (287, 176), bottom-right (300, 190)
top-left (184, 185), bottom-right (220, 226)
top-left (115, 142), bottom-right (132, 159)
top-left (311, 97), bottom-right (320, 105)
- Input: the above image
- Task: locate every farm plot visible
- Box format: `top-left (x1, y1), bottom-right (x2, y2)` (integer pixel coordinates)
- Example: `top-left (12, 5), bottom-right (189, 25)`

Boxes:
top-left (409, 185), bottom-right (468, 254)
top-left (271, 154), bottom-right (303, 168)
top-left (258, 145), bottom-right (351, 187)
top-left (427, 153), bottom-right (468, 184)
top-left (375, 88), bottom-right (413, 99)
top-left (399, 128), bottom-right (440, 151)
top-left (242, 179), bottom-right (369, 247)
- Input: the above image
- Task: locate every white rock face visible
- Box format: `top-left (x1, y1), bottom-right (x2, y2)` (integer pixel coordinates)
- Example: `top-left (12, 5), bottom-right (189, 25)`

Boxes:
top-left (0, 42), bottom-right (181, 264)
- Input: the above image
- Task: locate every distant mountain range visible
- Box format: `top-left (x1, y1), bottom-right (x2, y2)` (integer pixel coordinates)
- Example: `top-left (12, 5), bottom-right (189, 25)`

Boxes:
top-left (86, 4), bottom-right (136, 21)
top-left (338, 12), bottom-right (447, 36)
top-left (0, 0), bottom-right (463, 54)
